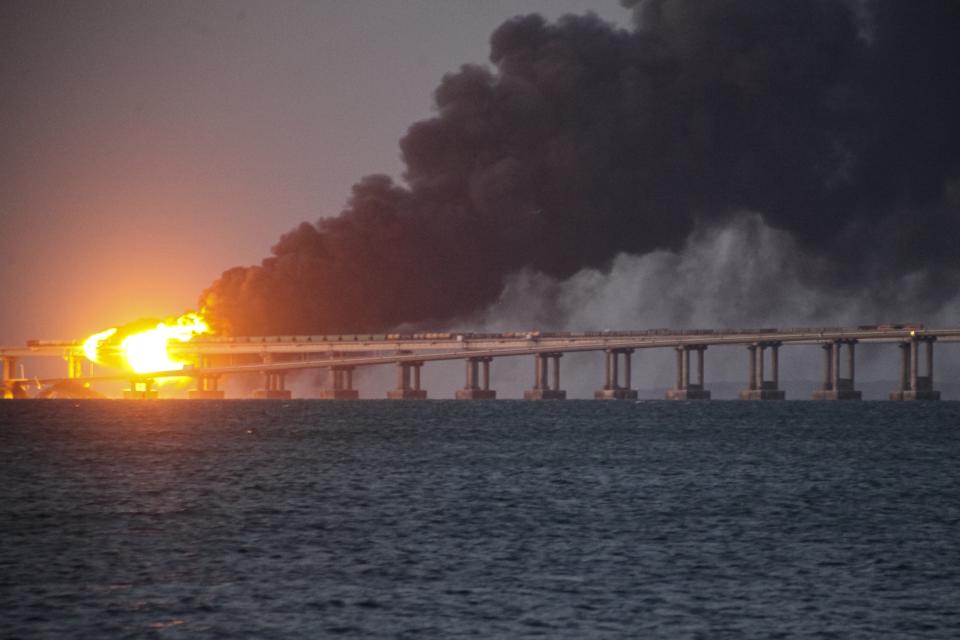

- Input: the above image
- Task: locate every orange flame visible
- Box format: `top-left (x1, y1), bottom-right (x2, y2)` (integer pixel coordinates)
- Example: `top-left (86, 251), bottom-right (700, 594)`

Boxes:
top-left (83, 311), bottom-right (210, 375)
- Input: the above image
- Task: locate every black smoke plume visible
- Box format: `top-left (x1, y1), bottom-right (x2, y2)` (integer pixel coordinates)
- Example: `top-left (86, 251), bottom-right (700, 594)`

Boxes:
top-left (202, 0), bottom-right (960, 335)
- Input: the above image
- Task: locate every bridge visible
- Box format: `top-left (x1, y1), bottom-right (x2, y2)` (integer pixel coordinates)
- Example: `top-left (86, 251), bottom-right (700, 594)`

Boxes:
top-left (2, 325), bottom-right (957, 400)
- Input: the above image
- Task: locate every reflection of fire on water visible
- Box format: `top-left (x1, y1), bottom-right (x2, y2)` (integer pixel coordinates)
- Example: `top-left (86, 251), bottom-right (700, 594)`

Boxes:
top-left (82, 311), bottom-right (210, 381)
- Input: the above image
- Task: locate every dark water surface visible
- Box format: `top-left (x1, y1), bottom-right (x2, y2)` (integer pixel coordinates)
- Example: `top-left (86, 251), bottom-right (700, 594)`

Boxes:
top-left (2, 400), bottom-right (960, 638)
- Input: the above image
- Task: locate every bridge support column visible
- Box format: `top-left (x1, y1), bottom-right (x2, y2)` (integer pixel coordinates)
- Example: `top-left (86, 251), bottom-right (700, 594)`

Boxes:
top-left (666, 345), bottom-right (710, 400)
top-left (190, 375), bottom-right (224, 399)
top-left (526, 353), bottom-right (566, 400)
top-left (124, 378), bottom-right (158, 400)
top-left (319, 365), bottom-right (358, 399)
top-left (813, 340), bottom-right (861, 400)
top-left (253, 353), bottom-right (292, 399)
top-left (254, 370), bottom-right (293, 399)
top-left (739, 342), bottom-right (785, 400)
top-left (190, 355), bottom-right (225, 399)
top-left (595, 349), bottom-right (638, 399)
top-left (66, 353), bottom-right (87, 379)
top-left (1, 356), bottom-right (26, 399)
top-left (456, 357), bottom-right (496, 399)
top-left (388, 361), bottom-right (427, 399)
top-left (890, 337), bottom-right (940, 400)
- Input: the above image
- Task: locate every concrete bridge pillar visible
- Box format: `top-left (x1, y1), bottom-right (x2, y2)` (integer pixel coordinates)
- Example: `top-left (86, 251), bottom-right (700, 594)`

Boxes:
top-left (1, 356), bottom-right (26, 399)
top-left (66, 353), bottom-right (86, 379)
top-left (739, 342), bottom-right (785, 400)
top-left (813, 340), bottom-right (861, 400)
top-left (830, 342), bottom-right (840, 390)
top-left (388, 361), bottom-right (427, 399)
top-left (595, 349), bottom-right (637, 400)
top-left (526, 353), bottom-right (566, 400)
top-left (253, 353), bottom-right (292, 399)
top-left (254, 370), bottom-right (293, 399)
top-left (756, 343), bottom-right (765, 389)
top-left (848, 341), bottom-right (856, 388)
top-left (911, 340), bottom-right (919, 391)
top-left (666, 345), bottom-right (710, 400)
top-left (897, 342), bottom-right (910, 393)
top-left (320, 365), bottom-right (358, 399)
top-left (890, 337), bottom-right (940, 400)
top-left (190, 374), bottom-right (224, 399)
top-left (823, 343), bottom-right (833, 387)
top-left (456, 357), bottom-right (496, 399)
top-left (830, 343), bottom-right (840, 389)
top-left (124, 378), bottom-right (158, 400)
top-left (2, 356), bottom-right (15, 385)
top-left (190, 355), bottom-right (225, 399)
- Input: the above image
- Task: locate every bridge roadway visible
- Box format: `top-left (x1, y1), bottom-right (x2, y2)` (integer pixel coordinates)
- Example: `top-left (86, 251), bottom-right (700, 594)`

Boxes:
top-left (4, 325), bottom-right (959, 385)
top-left (6, 325), bottom-right (960, 360)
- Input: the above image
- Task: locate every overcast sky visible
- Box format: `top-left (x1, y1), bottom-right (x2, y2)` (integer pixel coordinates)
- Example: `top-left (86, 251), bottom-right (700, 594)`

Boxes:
top-left (0, 0), bottom-right (628, 343)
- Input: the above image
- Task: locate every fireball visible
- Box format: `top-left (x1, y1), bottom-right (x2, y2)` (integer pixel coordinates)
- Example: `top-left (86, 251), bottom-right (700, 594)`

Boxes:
top-left (83, 311), bottom-right (210, 375)
top-left (83, 327), bottom-right (117, 363)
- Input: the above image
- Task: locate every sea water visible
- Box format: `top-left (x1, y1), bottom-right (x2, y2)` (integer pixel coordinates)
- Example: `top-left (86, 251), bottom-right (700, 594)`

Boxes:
top-left (2, 400), bottom-right (959, 638)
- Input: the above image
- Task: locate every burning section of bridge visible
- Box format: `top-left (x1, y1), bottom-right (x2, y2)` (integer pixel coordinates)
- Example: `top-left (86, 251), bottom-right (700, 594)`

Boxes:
top-left (82, 311), bottom-right (210, 381)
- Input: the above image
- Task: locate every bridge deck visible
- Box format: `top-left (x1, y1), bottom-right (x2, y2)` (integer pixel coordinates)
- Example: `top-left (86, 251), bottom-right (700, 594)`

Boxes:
top-left (4, 325), bottom-right (958, 359)
top-left (4, 326), bottom-right (959, 384)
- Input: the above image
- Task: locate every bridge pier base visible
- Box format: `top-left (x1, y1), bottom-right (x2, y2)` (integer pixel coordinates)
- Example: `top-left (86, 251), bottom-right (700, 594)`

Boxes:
top-left (190, 356), bottom-right (225, 399)
top-left (666, 345), bottom-right (710, 400)
top-left (594, 389), bottom-right (637, 400)
top-left (595, 349), bottom-right (638, 400)
top-left (254, 354), bottom-right (292, 399)
top-left (124, 378), bottom-right (158, 400)
top-left (253, 390), bottom-right (291, 399)
top-left (253, 390), bottom-right (292, 399)
top-left (189, 389), bottom-right (225, 399)
top-left (890, 338), bottom-right (940, 400)
top-left (1, 357), bottom-right (24, 399)
top-left (665, 387), bottom-right (711, 400)
top-left (525, 353), bottom-right (566, 400)
top-left (189, 377), bottom-right (224, 399)
top-left (388, 361), bottom-right (427, 399)
top-left (254, 370), bottom-right (292, 399)
top-left (456, 357), bottom-right (496, 399)
top-left (5, 382), bottom-right (27, 399)
top-left (739, 388), bottom-right (785, 400)
top-left (320, 366), bottom-right (358, 399)
top-left (67, 353), bottom-right (88, 379)
top-left (739, 342), bottom-right (785, 400)
top-left (813, 340), bottom-right (861, 400)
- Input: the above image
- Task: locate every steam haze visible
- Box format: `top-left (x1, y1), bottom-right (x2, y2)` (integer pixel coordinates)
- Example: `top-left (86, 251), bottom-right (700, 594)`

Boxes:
top-left (202, 0), bottom-right (960, 336)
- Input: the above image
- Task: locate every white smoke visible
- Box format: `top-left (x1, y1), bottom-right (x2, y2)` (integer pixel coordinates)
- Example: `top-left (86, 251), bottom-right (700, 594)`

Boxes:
top-left (354, 215), bottom-right (960, 399)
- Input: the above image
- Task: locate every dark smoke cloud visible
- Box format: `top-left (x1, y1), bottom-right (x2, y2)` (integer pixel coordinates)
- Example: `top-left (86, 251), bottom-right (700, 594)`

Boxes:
top-left (202, 0), bottom-right (960, 335)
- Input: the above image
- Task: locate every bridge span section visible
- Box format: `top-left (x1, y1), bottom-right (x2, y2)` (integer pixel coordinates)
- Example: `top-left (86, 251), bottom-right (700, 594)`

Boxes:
top-left (2, 325), bottom-right (958, 400)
